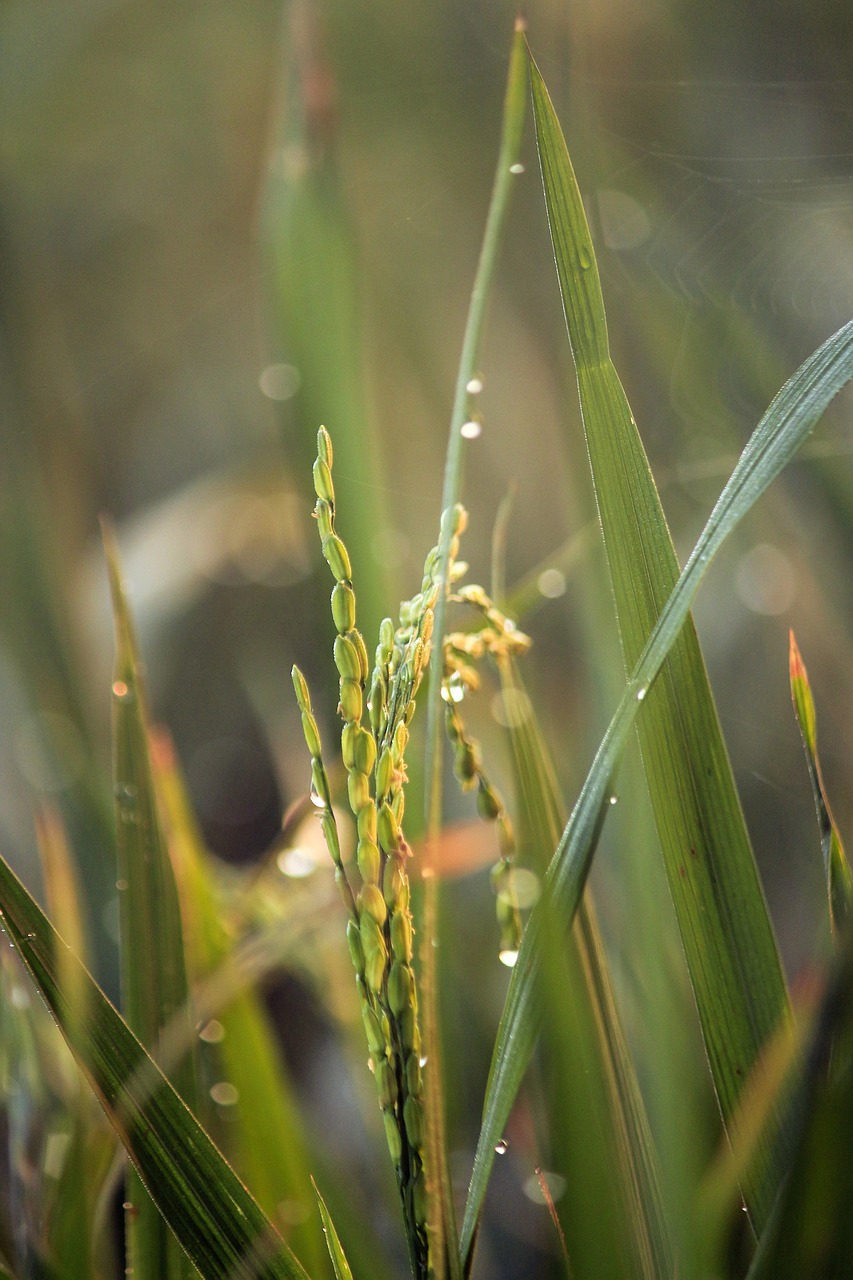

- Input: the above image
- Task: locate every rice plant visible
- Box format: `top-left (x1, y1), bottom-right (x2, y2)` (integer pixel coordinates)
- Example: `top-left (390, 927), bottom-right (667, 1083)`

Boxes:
top-left (1, 21), bottom-right (853, 1280)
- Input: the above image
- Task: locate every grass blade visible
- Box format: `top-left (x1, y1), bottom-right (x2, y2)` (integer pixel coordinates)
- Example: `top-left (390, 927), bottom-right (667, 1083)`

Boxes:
top-left (311, 1181), bottom-right (355, 1280)
top-left (497, 656), bottom-right (672, 1278)
top-left (789, 631), bottom-right (853, 941)
top-left (529, 47), bottom-right (792, 1230)
top-left (747, 925), bottom-right (853, 1279)
top-left (0, 853), bottom-right (312, 1280)
top-left (151, 730), bottom-right (330, 1278)
top-left (421, 21), bottom-right (529, 1280)
top-left (461, 311), bottom-right (853, 1263)
top-left (103, 525), bottom-right (201, 1280)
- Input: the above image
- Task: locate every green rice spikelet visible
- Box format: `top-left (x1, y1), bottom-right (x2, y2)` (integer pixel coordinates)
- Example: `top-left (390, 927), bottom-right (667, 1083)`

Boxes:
top-left (364, 947), bottom-right (387, 995)
top-left (388, 961), bottom-right (412, 1017)
top-left (403, 1096), bottom-right (424, 1149)
top-left (346, 920), bottom-right (364, 971)
top-left (361, 1005), bottom-right (385, 1055)
top-left (378, 802), bottom-right (400, 851)
top-left (334, 633), bottom-right (362, 681)
top-left (320, 813), bottom-right (341, 863)
top-left (406, 1054), bottom-right (422, 1096)
top-left (383, 1111), bottom-right (402, 1164)
top-left (315, 500), bottom-right (334, 540)
top-left (317, 425), bottom-right (333, 467)
top-left (341, 722), bottom-right (358, 770)
top-left (477, 781), bottom-right (502, 821)
top-left (391, 911), bottom-right (413, 961)
top-left (357, 801), bottom-right (377, 841)
top-left (331, 583), bottom-right (356, 634)
top-left (357, 838), bottom-right (381, 885)
top-left (376, 748), bottom-right (394, 800)
top-left (313, 457), bottom-right (335, 504)
top-left (300, 710), bottom-right (322, 758)
top-left (375, 1058), bottom-right (398, 1110)
top-left (322, 533), bottom-right (352, 582)
top-left (353, 726), bottom-right (377, 775)
top-left (359, 884), bottom-right (388, 927)
top-left (311, 760), bottom-right (330, 808)
top-left (291, 665), bottom-right (311, 711)
top-left (347, 769), bottom-right (371, 814)
top-left (339, 678), bottom-right (363, 723)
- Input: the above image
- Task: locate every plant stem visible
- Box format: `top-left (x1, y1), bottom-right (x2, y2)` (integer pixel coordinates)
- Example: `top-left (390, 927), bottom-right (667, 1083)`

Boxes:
top-left (420, 20), bottom-right (528, 1280)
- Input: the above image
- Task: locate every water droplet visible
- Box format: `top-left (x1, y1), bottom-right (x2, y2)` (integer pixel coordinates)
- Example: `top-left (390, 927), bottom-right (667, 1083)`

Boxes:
top-left (418, 1055), bottom-right (428, 1068)
top-left (441, 679), bottom-right (465, 704)
top-left (499, 948), bottom-right (519, 968)
top-left (509, 162), bottom-right (525, 175)
top-left (466, 377), bottom-right (484, 395)
top-left (609, 795), bottom-right (618, 806)
top-left (460, 420), bottom-right (481, 440)
top-left (116, 878), bottom-right (128, 892)
top-left (198, 1019), bottom-right (225, 1044)
top-left (578, 242), bottom-right (593, 270)
top-left (210, 1081), bottom-right (239, 1106)
top-left (494, 1138), bottom-right (509, 1155)
top-left (309, 786), bottom-right (325, 810)
top-left (25, 932), bottom-right (36, 941)
top-left (112, 681), bottom-right (133, 702)
top-left (636, 686), bottom-right (647, 701)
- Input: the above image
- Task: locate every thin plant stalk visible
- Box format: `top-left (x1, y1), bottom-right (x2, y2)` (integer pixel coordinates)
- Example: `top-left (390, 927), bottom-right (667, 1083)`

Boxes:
top-left (421, 21), bottom-right (528, 1279)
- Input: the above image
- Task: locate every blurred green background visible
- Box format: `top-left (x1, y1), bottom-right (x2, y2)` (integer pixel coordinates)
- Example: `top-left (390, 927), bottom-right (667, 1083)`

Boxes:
top-left (2, 0), bottom-right (853, 1272)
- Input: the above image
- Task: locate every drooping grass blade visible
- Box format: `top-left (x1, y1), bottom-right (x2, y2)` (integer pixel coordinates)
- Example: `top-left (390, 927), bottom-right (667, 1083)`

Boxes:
top-left (0, 852), bottom-right (312, 1280)
top-left (461, 306), bottom-right (853, 1263)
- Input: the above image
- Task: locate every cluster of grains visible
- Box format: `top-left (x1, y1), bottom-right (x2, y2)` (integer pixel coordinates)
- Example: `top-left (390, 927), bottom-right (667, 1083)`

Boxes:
top-left (442, 585), bottom-right (532, 959)
top-left (292, 428), bottom-right (534, 1272)
top-left (293, 428), bottom-right (459, 1278)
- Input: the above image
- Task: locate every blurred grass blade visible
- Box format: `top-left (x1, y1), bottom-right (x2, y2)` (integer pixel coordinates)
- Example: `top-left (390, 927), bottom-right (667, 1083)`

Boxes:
top-left (747, 926), bottom-right (853, 1279)
top-left (529, 47), bottom-right (791, 1229)
top-left (496, 656), bottom-right (672, 1279)
top-left (789, 631), bottom-right (853, 941)
top-left (151, 730), bottom-right (329, 1278)
top-left (103, 524), bottom-right (201, 1280)
top-left (421, 22), bottom-right (529, 1280)
top-left (265, 9), bottom-right (389, 637)
top-left (461, 310), bottom-right (853, 1264)
top-left (311, 1181), bottom-right (354, 1280)
top-left (0, 853), bottom-right (312, 1280)
top-left (32, 806), bottom-right (119, 1280)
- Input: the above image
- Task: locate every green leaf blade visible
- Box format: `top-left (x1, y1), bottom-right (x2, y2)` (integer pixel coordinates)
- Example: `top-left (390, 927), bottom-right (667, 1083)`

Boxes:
top-left (0, 854), bottom-right (312, 1280)
top-left (529, 47), bottom-right (791, 1229)
top-left (462, 303), bottom-right (853, 1260)
top-left (789, 631), bottom-right (853, 940)
top-left (311, 1182), bottom-right (354, 1280)
top-left (104, 527), bottom-right (201, 1280)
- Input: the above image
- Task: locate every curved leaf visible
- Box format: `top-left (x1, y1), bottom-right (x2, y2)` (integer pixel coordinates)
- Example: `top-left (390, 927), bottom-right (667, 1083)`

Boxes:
top-left (461, 308), bottom-right (853, 1262)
